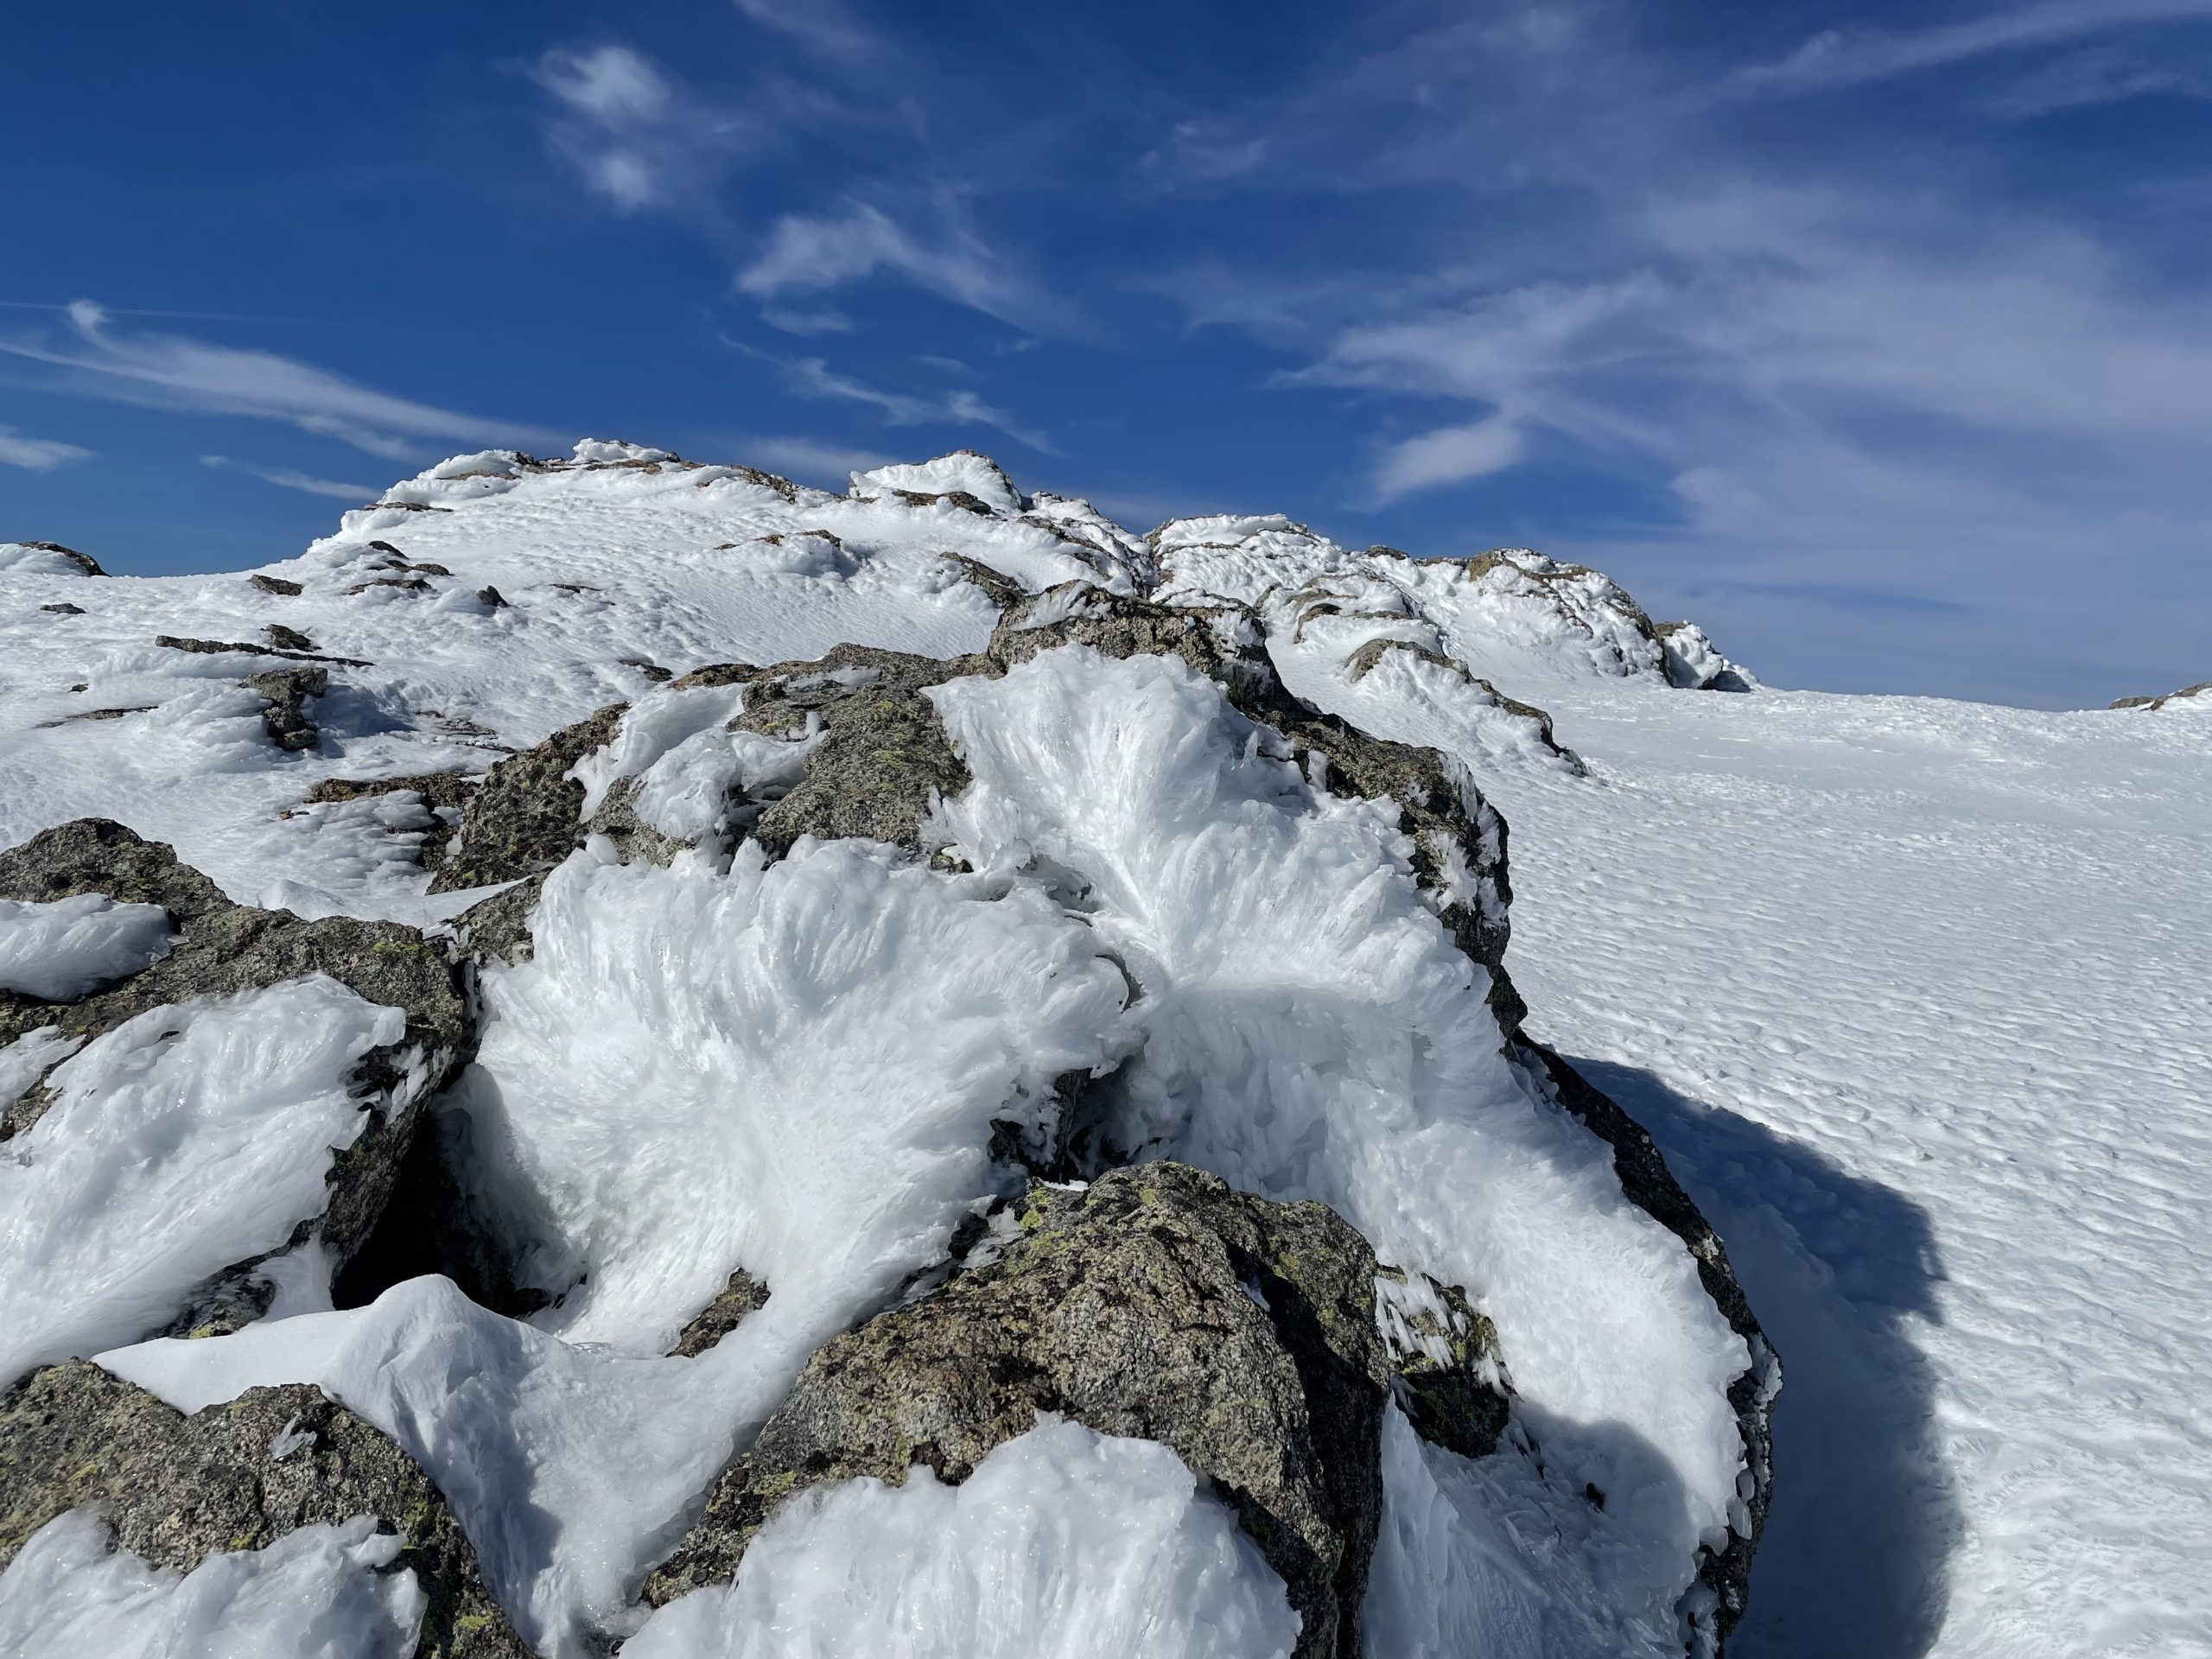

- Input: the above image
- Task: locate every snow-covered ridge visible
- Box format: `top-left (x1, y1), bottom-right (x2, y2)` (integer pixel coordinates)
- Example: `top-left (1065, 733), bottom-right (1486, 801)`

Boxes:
top-left (0, 440), bottom-right (1795, 1659)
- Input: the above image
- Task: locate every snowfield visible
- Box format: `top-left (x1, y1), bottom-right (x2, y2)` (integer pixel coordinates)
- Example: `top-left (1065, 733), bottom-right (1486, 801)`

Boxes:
top-left (1, 443), bottom-right (2204, 1658)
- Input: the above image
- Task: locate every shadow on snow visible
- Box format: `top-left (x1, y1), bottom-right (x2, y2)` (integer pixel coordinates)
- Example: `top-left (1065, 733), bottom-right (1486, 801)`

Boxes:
top-left (1567, 1057), bottom-right (1961, 1659)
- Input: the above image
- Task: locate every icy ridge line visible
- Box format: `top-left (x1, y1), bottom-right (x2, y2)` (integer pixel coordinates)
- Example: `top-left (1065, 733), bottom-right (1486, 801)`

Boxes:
top-left (2, 442), bottom-right (1777, 1659)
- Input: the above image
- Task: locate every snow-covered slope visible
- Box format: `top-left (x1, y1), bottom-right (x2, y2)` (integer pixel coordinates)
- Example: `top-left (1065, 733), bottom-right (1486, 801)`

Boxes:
top-left (2, 442), bottom-right (2202, 1659)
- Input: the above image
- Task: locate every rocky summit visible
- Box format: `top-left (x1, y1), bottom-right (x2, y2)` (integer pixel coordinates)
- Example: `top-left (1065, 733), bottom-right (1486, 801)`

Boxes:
top-left (1, 445), bottom-right (1778, 1657)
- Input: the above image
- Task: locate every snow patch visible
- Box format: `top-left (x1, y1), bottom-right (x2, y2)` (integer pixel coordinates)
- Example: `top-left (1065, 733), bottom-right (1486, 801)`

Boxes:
top-left (625, 1418), bottom-right (1300, 1659)
top-left (0, 976), bottom-right (404, 1385)
top-left (0, 894), bottom-right (175, 1001)
top-left (0, 1509), bottom-right (422, 1659)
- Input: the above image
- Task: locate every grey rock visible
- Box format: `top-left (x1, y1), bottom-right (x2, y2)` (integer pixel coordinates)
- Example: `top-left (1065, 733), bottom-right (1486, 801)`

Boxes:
top-left (244, 664), bottom-right (327, 753)
top-left (264, 622), bottom-right (315, 652)
top-left (475, 585), bottom-right (507, 608)
top-left (645, 1162), bottom-right (1389, 1659)
top-left (747, 652), bottom-right (984, 861)
top-left (0, 820), bottom-right (468, 1357)
top-left (249, 573), bottom-right (304, 596)
top-left (428, 705), bottom-right (626, 893)
top-left (0, 1360), bottom-right (526, 1658)
top-left (2113, 678), bottom-right (2211, 711)
top-left (40, 602), bottom-right (85, 616)
top-left (153, 632), bottom-right (371, 668)
top-left (668, 1268), bottom-right (771, 1357)
top-left (1373, 1265), bottom-right (1513, 1461)
top-left (14, 542), bottom-right (105, 577)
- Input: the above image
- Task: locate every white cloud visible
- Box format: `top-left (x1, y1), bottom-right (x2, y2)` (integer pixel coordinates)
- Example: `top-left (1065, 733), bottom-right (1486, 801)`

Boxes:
top-left (0, 302), bottom-right (552, 457)
top-left (1980, 46), bottom-right (2212, 114)
top-left (1372, 416), bottom-right (1527, 501)
top-left (200, 454), bottom-right (377, 499)
top-left (733, 0), bottom-right (877, 63)
top-left (737, 200), bottom-right (1070, 334)
top-left (778, 354), bottom-right (1059, 454)
top-left (760, 306), bottom-right (855, 336)
top-left (1737, 0), bottom-right (2212, 94)
top-left (0, 427), bottom-right (91, 471)
top-left (534, 43), bottom-right (672, 123)
top-left (529, 44), bottom-right (748, 215)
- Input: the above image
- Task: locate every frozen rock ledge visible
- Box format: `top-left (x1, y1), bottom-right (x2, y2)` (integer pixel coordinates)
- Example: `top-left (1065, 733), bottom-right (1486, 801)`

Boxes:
top-left (0, 443), bottom-right (1776, 1659)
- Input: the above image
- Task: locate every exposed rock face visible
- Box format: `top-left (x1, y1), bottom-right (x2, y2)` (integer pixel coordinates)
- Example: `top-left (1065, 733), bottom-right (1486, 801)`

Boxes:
top-left (1374, 1266), bottom-right (1513, 1461)
top-left (428, 704), bottom-right (626, 892)
top-left (0, 819), bottom-right (467, 1340)
top-left (647, 1162), bottom-right (1390, 1659)
top-left (0, 1361), bottom-right (525, 1658)
top-left (2113, 679), bottom-right (2211, 711)
top-left (245, 664), bottom-right (327, 752)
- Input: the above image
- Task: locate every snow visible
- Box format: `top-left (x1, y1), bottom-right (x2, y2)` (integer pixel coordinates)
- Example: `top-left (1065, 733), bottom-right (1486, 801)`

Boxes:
top-left (929, 645), bottom-right (1751, 1650)
top-left (0, 893), bottom-right (175, 1000)
top-left (1447, 677), bottom-right (2212, 1659)
top-left (10, 442), bottom-right (2207, 1656)
top-left (0, 543), bottom-right (99, 579)
top-left (99, 1275), bottom-right (724, 1657)
top-left (95, 829), bottom-right (1129, 1655)
top-left (0, 976), bottom-right (406, 1386)
top-left (0, 1509), bottom-right (422, 1659)
top-left (625, 1417), bottom-right (1300, 1659)
top-left (852, 451), bottom-right (1025, 512)
top-left (463, 835), bottom-right (1128, 1354)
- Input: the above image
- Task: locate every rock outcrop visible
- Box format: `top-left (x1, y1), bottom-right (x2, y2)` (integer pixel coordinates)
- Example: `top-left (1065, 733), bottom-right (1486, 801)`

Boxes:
top-left (647, 1163), bottom-right (1392, 1659)
top-left (0, 819), bottom-right (467, 1348)
top-left (0, 1361), bottom-right (525, 1657)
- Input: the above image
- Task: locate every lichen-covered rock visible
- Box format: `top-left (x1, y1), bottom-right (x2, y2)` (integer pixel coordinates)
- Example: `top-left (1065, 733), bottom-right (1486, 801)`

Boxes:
top-left (645, 1162), bottom-right (1390, 1659)
top-left (429, 704), bottom-right (626, 892)
top-left (0, 819), bottom-right (468, 1338)
top-left (746, 655), bottom-right (981, 860)
top-left (1373, 1265), bottom-right (1513, 1461)
top-left (0, 1361), bottom-right (526, 1658)
top-left (668, 1268), bottom-right (771, 1357)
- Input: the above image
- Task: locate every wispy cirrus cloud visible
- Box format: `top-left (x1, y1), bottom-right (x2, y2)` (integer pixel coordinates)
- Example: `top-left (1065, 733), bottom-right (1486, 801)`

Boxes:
top-left (530, 44), bottom-right (753, 214)
top-left (737, 200), bottom-right (1078, 336)
top-left (774, 353), bottom-right (1060, 454)
top-left (1735, 0), bottom-right (2212, 94)
top-left (0, 426), bottom-right (91, 471)
top-left (0, 301), bottom-right (554, 458)
top-left (200, 454), bottom-right (377, 499)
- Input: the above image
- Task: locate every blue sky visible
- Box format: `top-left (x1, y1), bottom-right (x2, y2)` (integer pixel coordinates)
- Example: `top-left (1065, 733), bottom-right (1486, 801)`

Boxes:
top-left (3, 0), bottom-right (2207, 707)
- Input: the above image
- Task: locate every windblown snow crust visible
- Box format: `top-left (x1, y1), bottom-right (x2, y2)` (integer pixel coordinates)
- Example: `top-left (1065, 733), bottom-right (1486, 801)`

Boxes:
top-left (0, 440), bottom-right (1832, 1658)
